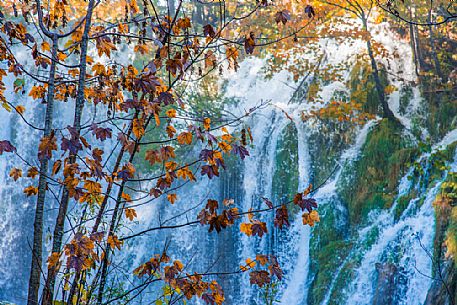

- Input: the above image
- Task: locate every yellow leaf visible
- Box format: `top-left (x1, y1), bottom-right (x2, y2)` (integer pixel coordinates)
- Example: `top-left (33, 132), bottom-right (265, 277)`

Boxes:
top-left (133, 118), bottom-right (145, 139)
top-left (121, 192), bottom-right (132, 202)
top-left (84, 180), bottom-right (101, 193)
top-left (166, 109), bottom-right (176, 118)
top-left (310, 210), bottom-right (320, 222)
top-left (218, 141), bottom-right (232, 153)
top-left (245, 257), bottom-right (256, 268)
top-left (240, 222), bottom-right (252, 236)
top-left (41, 41), bottom-right (51, 52)
top-left (15, 105), bottom-right (25, 114)
top-left (57, 52), bottom-right (67, 61)
top-left (203, 118), bottom-right (211, 130)
top-left (29, 86), bottom-right (46, 100)
top-left (134, 44), bottom-right (149, 55)
top-left (167, 193), bottom-right (177, 204)
top-left (47, 252), bottom-right (61, 269)
top-left (174, 260), bottom-right (184, 270)
top-left (1, 102), bottom-right (11, 112)
top-left (177, 132), bottom-right (192, 145)
top-left (107, 235), bottom-right (123, 250)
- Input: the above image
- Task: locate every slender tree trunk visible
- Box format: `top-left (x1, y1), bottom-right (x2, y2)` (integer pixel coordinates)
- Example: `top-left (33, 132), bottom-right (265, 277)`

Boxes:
top-left (362, 19), bottom-right (395, 119)
top-left (96, 113), bottom-right (142, 304)
top-left (27, 34), bottom-right (58, 305)
top-left (42, 1), bottom-right (96, 304)
top-left (409, 8), bottom-right (420, 76)
top-left (427, 8), bottom-right (445, 82)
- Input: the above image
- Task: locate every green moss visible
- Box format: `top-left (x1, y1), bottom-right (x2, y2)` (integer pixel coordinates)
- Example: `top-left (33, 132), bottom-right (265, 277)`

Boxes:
top-left (339, 119), bottom-right (418, 225)
top-left (273, 123), bottom-right (299, 201)
top-left (309, 240), bottom-right (352, 305)
top-left (399, 86), bottom-right (414, 115)
top-left (393, 193), bottom-right (414, 221)
top-left (424, 90), bottom-right (457, 141)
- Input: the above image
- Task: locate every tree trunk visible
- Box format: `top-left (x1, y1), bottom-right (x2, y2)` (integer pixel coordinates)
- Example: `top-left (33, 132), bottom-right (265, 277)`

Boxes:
top-left (408, 8), bottom-right (420, 76)
top-left (42, 1), bottom-right (96, 303)
top-left (27, 34), bottom-right (58, 305)
top-left (427, 9), bottom-right (445, 82)
top-left (363, 20), bottom-right (395, 119)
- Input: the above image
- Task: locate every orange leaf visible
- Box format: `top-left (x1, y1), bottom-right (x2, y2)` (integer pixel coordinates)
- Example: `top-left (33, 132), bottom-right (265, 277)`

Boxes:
top-left (9, 168), bottom-right (22, 181)
top-left (167, 193), bottom-right (177, 204)
top-left (24, 186), bottom-right (38, 197)
top-left (125, 208), bottom-right (137, 221)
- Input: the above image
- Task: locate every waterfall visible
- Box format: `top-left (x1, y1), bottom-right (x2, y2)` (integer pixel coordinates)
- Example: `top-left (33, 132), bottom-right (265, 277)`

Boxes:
top-left (1, 19), bottom-right (455, 305)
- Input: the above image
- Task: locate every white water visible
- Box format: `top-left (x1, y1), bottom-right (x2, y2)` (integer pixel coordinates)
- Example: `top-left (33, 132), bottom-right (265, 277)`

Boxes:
top-left (0, 14), bottom-right (454, 305)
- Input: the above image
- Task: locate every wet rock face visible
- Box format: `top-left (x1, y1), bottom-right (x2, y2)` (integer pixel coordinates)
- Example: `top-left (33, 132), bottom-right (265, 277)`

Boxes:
top-left (424, 260), bottom-right (457, 305)
top-left (372, 262), bottom-right (399, 305)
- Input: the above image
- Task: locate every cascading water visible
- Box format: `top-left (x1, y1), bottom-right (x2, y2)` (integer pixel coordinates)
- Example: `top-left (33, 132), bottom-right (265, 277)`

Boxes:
top-left (1, 15), bottom-right (456, 305)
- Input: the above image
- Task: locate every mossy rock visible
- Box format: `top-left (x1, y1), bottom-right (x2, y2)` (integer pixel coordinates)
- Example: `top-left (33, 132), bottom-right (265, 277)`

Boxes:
top-left (339, 119), bottom-right (418, 225)
top-left (308, 240), bottom-right (352, 305)
top-left (272, 122), bottom-right (299, 206)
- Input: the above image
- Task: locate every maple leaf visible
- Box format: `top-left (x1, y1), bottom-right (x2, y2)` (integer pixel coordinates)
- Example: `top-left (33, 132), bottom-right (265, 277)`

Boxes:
top-left (302, 210), bottom-right (320, 226)
top-left (244, 32), bottom-right (255, 55)
top-left (305, 5), bottom-right (315, 18)
top-left (9, 168), bottom-right (22, 181)
top-left (28, 85), bottom-right (46, 100)
top-left (275, 10), bottom-right (291, 25)
top-left (158, 92), bottom-right (174, 105)
top-left (96, 36), bottom-right (117, 58)
top-left (84, 180), bottom-right (101, 194)
top-left (91, 124), bottom-right (112, 141)
top-left (125, 208), bottom-right (137, 221)
top-left (203, 24), bottom-right (216, 38)
top-left (166, 108), bottom-right (176, 118)
top-left (293, 193), bottom-right (318, 212)
top-left (60, 127), bottom-right (82, 155)
top-left (251, 220), bottom-right (268, 237)
top-left (167, 193), bottom-right (177, 204)
top-left (24, 185), bottom-right (38, 197)
top-left (133, 118), bottom-right (145, 139)
top-left (218, 141), bottom-right (232, 153)
top-left (145, 149), bottom-right (161, 166)
top-left (249, 270), bottom-right (271, 287)
top-left (208, 214), bottom-right (228, 233)
top-left (166, 125), bottom-right (176, 138)
top-left (274, 205), bottom-right (290, 229)
top-left (107, 235), bottom-right (123, 250)
top-left (161, 146), bottom-right (176, 160)
top-left (203, 118), bottom-right (211, 131)
top-left (47, 252), bottom-right (61, 270)
top-left (41, 41), bottom-right (51, 52)
top-left (268, 256), bottom-right (283, 280)
top-left (256, 254), bottom-right (269, 266)
top-left (201, 165), bottom-right (219, 179)
top-left (134, 44), bottom-right (149, 55)
top-left (27, 166), bottom-right (39, 178)
top-left (0, 140), bottom-right (16, 154)
top-left (240, 222), bottom-right (252, 236)
top-left (232, 144), bottom-right (250, 160)
top-left (177, 131), bottom-right (192, 145)
top-left (16, 105), bottom-right (25, 114)
top-left (51, 160), bottom-right (61, 176)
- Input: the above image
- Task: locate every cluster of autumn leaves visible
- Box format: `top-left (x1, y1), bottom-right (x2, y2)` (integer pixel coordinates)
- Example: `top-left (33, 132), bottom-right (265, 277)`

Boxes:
top-left (0, 0), bottom-right (326, 303)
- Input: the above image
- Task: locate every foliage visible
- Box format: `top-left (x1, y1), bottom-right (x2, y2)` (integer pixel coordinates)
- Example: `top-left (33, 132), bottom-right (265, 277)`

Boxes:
top-left (0, 0), bottom-right (323, 304)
